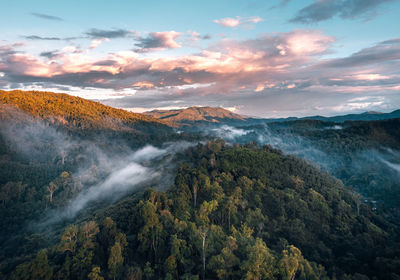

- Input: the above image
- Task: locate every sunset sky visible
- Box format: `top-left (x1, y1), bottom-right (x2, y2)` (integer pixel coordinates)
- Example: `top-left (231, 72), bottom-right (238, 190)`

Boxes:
top-left (1, 0), bottom-right (399, 117)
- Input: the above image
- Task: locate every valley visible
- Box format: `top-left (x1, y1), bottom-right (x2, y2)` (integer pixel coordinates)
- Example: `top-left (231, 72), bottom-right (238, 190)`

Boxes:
top-left (1, 90), bottom-right (399, 279)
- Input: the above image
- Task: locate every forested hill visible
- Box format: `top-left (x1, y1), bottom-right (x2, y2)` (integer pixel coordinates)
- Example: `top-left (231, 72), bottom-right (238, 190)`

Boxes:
top-left (4, 141), bottom-right (400, 279)
top-left (145, 106), bottom-right (246, 123)
top-left (0, 90), bottom-right (168, 131)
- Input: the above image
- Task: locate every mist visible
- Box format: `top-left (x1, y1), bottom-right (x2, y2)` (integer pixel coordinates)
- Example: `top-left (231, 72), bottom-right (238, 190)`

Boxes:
top-left (0, 109), bottom-right (198, 229)
top-left (373, 148), bottom-right (400, 175)
top-left (204, 124), bottom-right (329, 168)
top-left (199, 122), bottom-right (400, 212)
top-left (210, 125), bottom-right (253, 140)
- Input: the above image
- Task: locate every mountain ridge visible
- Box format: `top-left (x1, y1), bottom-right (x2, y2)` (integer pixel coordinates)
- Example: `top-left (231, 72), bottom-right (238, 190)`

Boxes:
top-left (0, 90), bottom-right (169, 131)
top-left (144, 106), bottom-right (246, 123)
top-left (257, 109), bottom-right (400, 123)
top-left (144, 105), bottom-right (400, 125)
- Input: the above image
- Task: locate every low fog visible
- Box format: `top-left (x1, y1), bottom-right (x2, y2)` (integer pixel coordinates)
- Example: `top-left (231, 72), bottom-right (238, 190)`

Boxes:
top-left (43, 142), bottom-right (194, 226)
top-left (205, 124), bottom-right (330, 169)
top-left (202, 123), bottom-right (400, 207)
top-left (374, 148), bottom-right (400, 174)
top-left (2, 108), bottom-right (399, 228)
top-left (0, 111), bottom-right (195, 228)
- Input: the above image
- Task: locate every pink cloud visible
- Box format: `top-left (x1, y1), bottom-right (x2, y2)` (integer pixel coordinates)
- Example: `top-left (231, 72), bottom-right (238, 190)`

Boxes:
top-left (214, 17), bottom-right (241, 27)
top-left (214, 16), bottom-right (263, 27)
top-left (0, 29), bottom-right (334, 93)
top-left (2, 29), bottom-right (399, 109)
top-left (275, 29), bottom-right (335, 56)
top-left (89, 38), bottom-right (109, 49)
top-left (135, 31), bottom-right (181, 52)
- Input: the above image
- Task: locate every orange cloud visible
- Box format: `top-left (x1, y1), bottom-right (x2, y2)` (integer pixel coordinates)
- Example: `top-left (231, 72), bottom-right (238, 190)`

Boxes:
top-left (132, 81), bottom-right (155, 89)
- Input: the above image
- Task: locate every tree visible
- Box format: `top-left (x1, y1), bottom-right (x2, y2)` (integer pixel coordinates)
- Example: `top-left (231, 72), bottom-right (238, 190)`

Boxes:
top-left (241, 238), bottom-right (275, 280)
top-left (71, 221), bottom-right (99, 279)
top-left (125, 266), bottom-right (143, 280)
top-left (29, 249), bottom-right (53, 280)
top-left (279, 245), bottom-right (302, 280)
top-left (88, 266), bottom-right (104, 280)
top-left (197, 200), bottom-right (218, 280)
top-left (46, 181), bottom-right (58, 203)
top-left (192, 180), bottom-right (198, 208)
top-left (209, 235), bottom-right (240, 279)
top-left (59, 225), bottom-right (78, 253)
top-left (108, 242), bottom-right (123, 280)
top-left (138, 200), bottom-right (163, 262)
top-left (143, 262), bottom-right (154, 280)
top-left (226, 187), bottom-right (242, 229)
top-left (80, 221), bottom-right (99, 241)
top-left (199, 226), bottom-right (208, 280)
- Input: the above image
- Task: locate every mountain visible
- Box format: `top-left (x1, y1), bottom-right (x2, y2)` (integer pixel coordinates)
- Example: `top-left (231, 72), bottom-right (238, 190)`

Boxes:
top-left (0, 90), bottom-right (168, 131)
top-left (256, 109), bottom-right (400, 123)
top-left (145, 106), bottom-right (400, 126)
top-left (145, 106), bottom-right (246, 123)
top-left (305, 110), bottom-right (400, 122)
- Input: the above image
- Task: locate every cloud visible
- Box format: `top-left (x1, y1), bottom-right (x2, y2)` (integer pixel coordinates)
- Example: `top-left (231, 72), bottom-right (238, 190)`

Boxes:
top-left (290, 0), bottom-right (396, 23)
top-left (0, 29), bottom-right (335, 91)
top-left (30, 12), bottom-right (64, 21)
top-left (1, 30), bottom-right (399, 117)
top-left (214, 16), bottom-right (263, 27)
top-left (40, 51), bottom-right (59, 58)
top-left (321, 38), bottom-right (400, 68)
top-left (89, 38), bottom-right (109, 49)
top-left (85, 28), bottom-right (131, 39)
top-left (189, 31), bottom-right (211, 41)
top-left (24, 35), bottom-right (61, 41)
top-left (134, 31), bottom-right (181, 52)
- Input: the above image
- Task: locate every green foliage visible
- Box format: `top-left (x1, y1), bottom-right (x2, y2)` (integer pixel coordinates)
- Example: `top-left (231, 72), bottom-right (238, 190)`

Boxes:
top-left (10, 249), bottom-right (52, 280)
top-left (88, 266), bottom-right (104, 280)
top-left (108, 242), bottom-right (123, 280)
top-left (4, 141), bottom-right (400, 279)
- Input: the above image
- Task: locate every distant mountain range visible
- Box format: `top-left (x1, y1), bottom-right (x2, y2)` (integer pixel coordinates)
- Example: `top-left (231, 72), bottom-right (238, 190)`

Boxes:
top-left (145, 106), bottom-right (245, 123)
top-left (261, 109), bottom-right (400, 123)
top-left (146, 106), bottom-right (400, 124)
top-left (1, 90), bottom-right (399, 128)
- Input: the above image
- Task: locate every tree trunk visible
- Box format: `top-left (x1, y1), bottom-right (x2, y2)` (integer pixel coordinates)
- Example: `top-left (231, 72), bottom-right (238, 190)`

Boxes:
top-left (291, 270), bottom-right (296, 280)
top-left (200, 230), bottom-right (207, 280)
top-left (61, 150), bottom-right (65, 165)
top-left (193, 185), bottom-right (198, 208)
top-left (49, 190), bottom-right (53, 203)
top-left (228, 208), bottom-right (231, 230)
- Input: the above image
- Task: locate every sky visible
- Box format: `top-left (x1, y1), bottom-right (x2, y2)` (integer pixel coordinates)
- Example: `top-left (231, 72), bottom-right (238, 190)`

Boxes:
top-left (0, 0), bottom-right (399, 117)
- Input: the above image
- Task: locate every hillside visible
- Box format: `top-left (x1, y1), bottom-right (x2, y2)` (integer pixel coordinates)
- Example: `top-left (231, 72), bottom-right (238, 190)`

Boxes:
top-left (1, 90), bottom-right (400, 279)
top-left (198, 117), bottom-right (400, 223)
top-left (145, 106), bottom-right (246, 123)
top-left (0, 90), bottom-right (168, 131)
top-left (4, 141), bottom-right (400, 279)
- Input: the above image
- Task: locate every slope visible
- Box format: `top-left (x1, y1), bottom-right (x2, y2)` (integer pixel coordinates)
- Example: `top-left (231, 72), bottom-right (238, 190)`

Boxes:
top-left (5, 141), bottom-right (400, 279)
top-left (0, 90), bottom-right (168, 131)
top-left (145, 106), bottom-right (246, 123)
